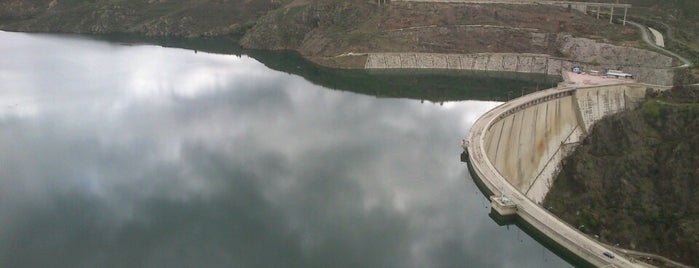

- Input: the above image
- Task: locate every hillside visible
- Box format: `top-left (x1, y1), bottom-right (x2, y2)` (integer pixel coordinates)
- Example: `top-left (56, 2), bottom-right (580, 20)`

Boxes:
top-left (594, 0), bottom-right (699, 80)
top-left (1, 0), bottom-right (695, 77)
top-left (0, 0), bottom-right (285, 37)
top-left (240, 0), bottom-right (642, 68)
top-left (543, 86), bottom-right (699, 266)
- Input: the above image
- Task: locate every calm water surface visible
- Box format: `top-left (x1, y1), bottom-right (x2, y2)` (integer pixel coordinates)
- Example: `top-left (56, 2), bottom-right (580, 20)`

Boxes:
top-left (0, 31), bottom-right (570, 267)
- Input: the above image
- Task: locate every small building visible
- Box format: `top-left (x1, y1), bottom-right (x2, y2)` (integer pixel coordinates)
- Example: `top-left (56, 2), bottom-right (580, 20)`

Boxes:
top-left (572, 66), bottom-right (582, 74)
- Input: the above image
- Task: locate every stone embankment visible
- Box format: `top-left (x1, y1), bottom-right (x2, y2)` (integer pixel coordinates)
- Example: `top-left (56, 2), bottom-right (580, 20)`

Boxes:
top-left (466, 82), bottom-right (669, 267)
top-left (366, 52), bottom-right (552, 73)
top-left (365, 34), bottom-right (675, 85)
top-left (366, 52), bottom-right (674, 85)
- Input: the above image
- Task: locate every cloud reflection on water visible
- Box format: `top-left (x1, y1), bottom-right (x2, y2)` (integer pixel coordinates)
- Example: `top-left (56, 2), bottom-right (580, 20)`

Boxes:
top-left (0, 31), bottom-right (569, 268)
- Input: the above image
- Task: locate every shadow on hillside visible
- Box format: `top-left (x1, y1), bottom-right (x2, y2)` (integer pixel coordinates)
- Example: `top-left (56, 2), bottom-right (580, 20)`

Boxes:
top-left (90, 33), bottom-right (560, 102)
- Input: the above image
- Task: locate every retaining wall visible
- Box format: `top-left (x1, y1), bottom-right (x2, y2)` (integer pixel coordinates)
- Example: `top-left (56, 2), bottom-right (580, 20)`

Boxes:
top-left (365, 52), bottom-right (675, 85)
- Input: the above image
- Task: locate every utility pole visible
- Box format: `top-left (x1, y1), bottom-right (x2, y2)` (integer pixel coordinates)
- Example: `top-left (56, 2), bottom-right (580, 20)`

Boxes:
top-left (609, 6), bottom-right (614, 24)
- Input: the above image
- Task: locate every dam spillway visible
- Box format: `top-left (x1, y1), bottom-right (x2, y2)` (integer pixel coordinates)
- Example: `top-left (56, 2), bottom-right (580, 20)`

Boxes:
top-left (467, 82), bottom-right (667, 267)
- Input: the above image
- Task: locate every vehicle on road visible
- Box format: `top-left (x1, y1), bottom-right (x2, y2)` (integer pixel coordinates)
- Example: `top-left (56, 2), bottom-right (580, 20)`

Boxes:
top-left (606, 70), bottom-right (633, 79)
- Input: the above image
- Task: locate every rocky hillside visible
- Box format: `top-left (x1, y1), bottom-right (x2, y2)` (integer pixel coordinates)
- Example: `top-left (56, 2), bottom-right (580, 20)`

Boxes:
top-left (1, 0), bottom-right (689, 78)
top-left (544, 86), bottom-right (699, 266)
top-left (240, 0), bottom-right (642, 67)
top-left (0, 0), bottom-right (285, 37)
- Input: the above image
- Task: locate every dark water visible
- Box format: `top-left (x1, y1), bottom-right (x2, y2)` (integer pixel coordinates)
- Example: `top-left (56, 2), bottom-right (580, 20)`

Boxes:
top-left (0, 31), bottom-right (569, 267)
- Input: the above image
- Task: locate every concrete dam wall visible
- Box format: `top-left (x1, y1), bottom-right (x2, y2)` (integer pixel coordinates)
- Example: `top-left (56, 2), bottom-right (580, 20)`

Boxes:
top-left (466, 83), bottom-right (668, 266)
top-left (484, 91), bottom-right (581, 203)
top-left (482, 83), bottom-right (653, 204)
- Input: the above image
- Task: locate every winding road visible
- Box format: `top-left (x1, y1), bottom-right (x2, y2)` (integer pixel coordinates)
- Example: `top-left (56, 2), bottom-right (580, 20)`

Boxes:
top-left (648, 27), bottom-right (665, 47)
top-left (626, 20), bottom-right (693, 68)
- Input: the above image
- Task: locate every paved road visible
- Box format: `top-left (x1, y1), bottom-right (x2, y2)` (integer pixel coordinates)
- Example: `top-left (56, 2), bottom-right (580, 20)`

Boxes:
top-left (626, 20), bottom-right (692, 68)
top-left (648, 27), bottom-right (665, 47)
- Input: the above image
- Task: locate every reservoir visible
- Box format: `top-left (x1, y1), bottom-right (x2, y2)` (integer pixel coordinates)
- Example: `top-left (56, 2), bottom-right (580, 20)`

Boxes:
top-left (0, 31), bottom-right (569, 267)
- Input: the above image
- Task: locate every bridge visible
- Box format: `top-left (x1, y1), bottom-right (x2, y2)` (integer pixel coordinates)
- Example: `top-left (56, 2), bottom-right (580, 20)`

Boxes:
top-left (466, 81), bottom-right (668, 267)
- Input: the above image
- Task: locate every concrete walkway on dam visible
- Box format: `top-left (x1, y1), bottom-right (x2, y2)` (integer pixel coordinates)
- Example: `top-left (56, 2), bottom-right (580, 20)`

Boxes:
top-left (466, 82), bottom-right (668, 267)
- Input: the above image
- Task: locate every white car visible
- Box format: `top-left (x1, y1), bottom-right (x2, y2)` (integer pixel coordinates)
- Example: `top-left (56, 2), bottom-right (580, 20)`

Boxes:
top-left (606, 70), bottom-right (633, 79)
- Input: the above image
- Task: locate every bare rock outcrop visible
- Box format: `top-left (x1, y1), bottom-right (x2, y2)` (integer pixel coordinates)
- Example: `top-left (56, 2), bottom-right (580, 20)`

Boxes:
top-left (557, 35), bottom-right (673, 69)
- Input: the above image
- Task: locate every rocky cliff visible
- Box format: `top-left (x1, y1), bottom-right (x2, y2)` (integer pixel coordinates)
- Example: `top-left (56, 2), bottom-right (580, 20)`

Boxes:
top-left (544, 86), bottom-right (699, 266)
top-left (555, 35), bottom-right (675, 85)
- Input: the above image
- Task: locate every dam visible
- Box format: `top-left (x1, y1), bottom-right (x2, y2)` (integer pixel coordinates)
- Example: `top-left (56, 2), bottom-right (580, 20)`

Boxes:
top-left (466, 81), bottom-right (668, 267)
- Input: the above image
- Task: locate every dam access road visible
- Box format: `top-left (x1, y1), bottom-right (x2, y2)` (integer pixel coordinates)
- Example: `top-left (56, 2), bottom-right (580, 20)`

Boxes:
top-left (466, 77), bottom-right (669, 267)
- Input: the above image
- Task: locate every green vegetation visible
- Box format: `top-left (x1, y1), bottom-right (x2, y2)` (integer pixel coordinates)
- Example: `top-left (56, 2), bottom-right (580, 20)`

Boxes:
top-left (619, 0), bottom-right (699, 81)
top-left (544, 86), bottom-right (699, 266)
top-left (0, 0), bottom-right (285, 37)
top-left (241, 0), bottom-right (641, 62)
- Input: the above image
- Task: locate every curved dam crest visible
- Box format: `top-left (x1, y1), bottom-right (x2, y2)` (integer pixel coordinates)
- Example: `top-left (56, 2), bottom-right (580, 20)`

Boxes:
top-left (486, 83), bottom-right (649, 203)
top-left (467, 82), bottom-right (668, 267)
